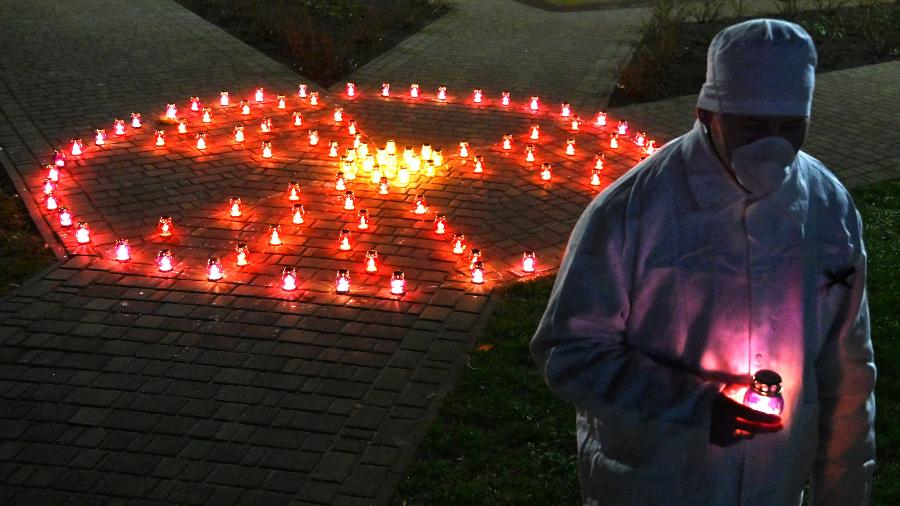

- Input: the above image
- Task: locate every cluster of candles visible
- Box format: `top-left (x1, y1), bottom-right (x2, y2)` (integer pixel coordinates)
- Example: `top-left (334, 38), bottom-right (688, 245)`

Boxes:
top-left (37, 82), bottom-right (660, 296)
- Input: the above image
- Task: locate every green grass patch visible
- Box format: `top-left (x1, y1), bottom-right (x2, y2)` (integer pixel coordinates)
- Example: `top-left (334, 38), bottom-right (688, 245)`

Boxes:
top-left (393, 179), bottom-right (900, 505)
top-left (0, 173), bottom-right (55, 297)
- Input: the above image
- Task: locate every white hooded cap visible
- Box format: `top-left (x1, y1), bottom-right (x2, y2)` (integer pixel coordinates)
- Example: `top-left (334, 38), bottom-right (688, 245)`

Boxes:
top-left (697, 19), bottom-right (817, 117)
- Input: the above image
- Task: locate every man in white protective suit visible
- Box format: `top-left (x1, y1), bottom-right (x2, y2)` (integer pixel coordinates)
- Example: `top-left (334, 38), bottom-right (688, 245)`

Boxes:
top-left (531, 19), bottom-right (875, 505)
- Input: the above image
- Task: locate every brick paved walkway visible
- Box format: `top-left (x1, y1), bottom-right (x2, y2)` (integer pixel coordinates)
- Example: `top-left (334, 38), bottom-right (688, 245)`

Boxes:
top-left (0, 1), bottom-right (648, 504)
top-left (610, 60), bottom-right (900, 188)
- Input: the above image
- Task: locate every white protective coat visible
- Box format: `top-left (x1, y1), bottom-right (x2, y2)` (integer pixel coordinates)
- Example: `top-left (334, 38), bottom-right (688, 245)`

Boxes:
top-left (531, 121), bottom-right (875, 505)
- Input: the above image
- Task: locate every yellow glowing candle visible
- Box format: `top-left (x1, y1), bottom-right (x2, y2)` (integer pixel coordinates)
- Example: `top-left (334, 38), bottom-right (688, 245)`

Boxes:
top-left (459, 141), bottom-right (469, 158)
top-left (310, 92), bottom-right (319, 106)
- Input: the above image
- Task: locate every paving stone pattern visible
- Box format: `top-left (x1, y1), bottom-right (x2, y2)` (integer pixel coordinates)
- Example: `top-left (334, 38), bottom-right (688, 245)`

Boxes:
top-left (610, 62), bottom-right (900, 188)
top-left (0, 1), bottom-right (651, 504)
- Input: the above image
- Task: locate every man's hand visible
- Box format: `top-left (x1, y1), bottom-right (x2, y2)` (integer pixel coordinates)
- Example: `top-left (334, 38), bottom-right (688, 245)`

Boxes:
top-left (710, 387), bottom-right (783, 447)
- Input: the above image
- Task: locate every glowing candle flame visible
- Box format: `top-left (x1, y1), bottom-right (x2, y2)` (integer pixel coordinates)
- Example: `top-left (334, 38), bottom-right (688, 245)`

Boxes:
top-left (595, 111), bottom-right (607, 126)
top-left (202, 108), bottom-right (212, 123)
top-left (113, 119), bottom-right (125, 136)
top-left (571, 116), bottom-right (580, 131)
top-left (292, 111), bottom-right (302, 126)
top-left (382, 83), bottom-right (390, 97)
top-left (365, 249), bottom-right (378, 272)
top-left (177, 119), bottom-right (188, 134)
top-left (282, 267), bottom-right (298, 291)
top-left (610, 134), bottom-right (619, 150)
top-left (260, 117), bottom-right (271, 133)
top-left (335, 269), bottom-right (351, 294)
top-left (269, 224), bottom-right (282, 246)
top-left (474, 155), bottom-right (484, 174)
top-left (277, 95), bottom-right (286, 109)
top-left (333, 107), bottom-right (343, 123)
top-left (541, 163), bottom-right (552, 181)
top-left (530, 124), bottom-right (540, 140)
top-left (397, 167), bottom-right (410, 186)
top-left (58, 207), bottom-right (72, 227)
top-left (195, 132), bottom-right (207, 150)
top-left (338, 229), bottom-right (352, 251)
top-left (358, 142), bottom-right (368, 157)
top-left (115, 239), bottom-right (131, 261)
top-left (287, 181), bottom-right (301, 201)
top-left (334, 172), bottom-right (346, 191)
top-left (522, 251), bottom-right (536, 273)
top-left (158, 216), bottom-right (173, 237)
top-left (645, 140), bottom-right (657, 155)
top-left (207, 257), bottom-right (224, 281)
top-left (346, 82), bottom-right (356, 97)
top-left (234, 126), bottom-right (245, 143)
top-left (452, 233), bottom-right (466, 255)
top-left (433, 149), bottom-right (443, 167)
top-left (45, 194), bottom-right (58, 211)
top-left (42, 178), bottom-right (56, 195)
top-left (75, 222), bottom-right (90, 244)
top-left (51, 149), bottom-right (66, 168)
top-left (525, 145), bottom-right (535, 162)
top-left (348, 121), bottom-right (357, 136)
top-left (635, 131), bottom-right (646, 147)
top-left (501, 91), bottom-right (510, 106)
top-left (229, 197), bottom-right (242, 217)
top-left (434, 213), bottom-right (447, 235)
top-left (459, 141), bottom-right (469, 158)
top-left (298, 84), bottom-right (308, 98)
top-left (438, 86), bottom-right (447, 101)
top-left (70, 139), bottom-right (83, 156)
top-left (165, 104), bottom-right (177, 120)
top-left (94, 129), bottom-right (107, 146)
top-left (235, 243), bottom-right (250, 266)
top-left (310, 92), bottom-right (318, 106)
top-left (391, 271), bottom-right (406, 295)
top-left (357, 209), bottom-right (370, 230)
top-left (530, 97), bottom-right (539, 111)
top-left (371, 166), bottom-right (383, 185)
top-left (255, 88), bottom-right (264, 103)
top-left (413, 194), bottom-right (428, 215)
top-left (590, 167), bottom-right (602, 186)
top-left (46, 164), bottom-right (59, 183)
top-left (594, 153), bottom-right (605, 170)
top-left (502, 135), bottom-right (512, 151)
top-left (291, 203), bottom-right (305, 224)
top-left (241, 101), bottom-right (251, 115)
top-left (190, 97), bottom-right (201, 112)
top-left (157, 249), bottom-right (173, 272)
top-left (344, 191), bottom-right (356, 210)
top-left (353, 135), bottom-right (363, 150)
top-left (220, 92), bottom-right (230, 106)
top-left (378, 177), bottom-right (390, 195)
top-left (262, 141), bottom-right (273, 159)
top-left (471, 261), bottom-right (485, 284)
top-left (131, 113), bottom-right (142, 128)
top-left (566, 139), bottom-right (576, 156)
top-left (617, 121), bottom-right (628, 136)
top-left (424, 159), bottom-right (435, 177)
top-left (155, 130), bottom-right (166, 147)
top-left (410, 84), bottom-right (419, 98)
top-left (473, 89), bottom-right (483, 104)
top-left (308, 130), bottom-right (319, 146)
top-left (561, 102), bottom-right (571, 118)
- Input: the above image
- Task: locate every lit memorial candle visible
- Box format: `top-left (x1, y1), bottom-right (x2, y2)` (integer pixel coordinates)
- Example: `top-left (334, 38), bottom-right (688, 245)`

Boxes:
top-left (335, 172), bottom-right (346, 191)
top-left (413, 194), bottom-right (428, 215)
top-left (595, 111), bottom-right (607, 127)
top-left (343, 191), bottom-right (356, 210)
top-left (540, 163), bottom-right (552, 181)
top-left (131, 113), bottom-right (142, 128)
top-left (165, 103), bottom-right (177, 120)
top-left (357, 209), bottom-right (370, 230)
top-left (391, 271), bottom-right (406, 295)
top-left (94, 129), bottom-right (107, 146)
top-left (113, 119), bottom-right (126, 136)
top-left (530, 124), bottom-right (540, 140)
top-left (502, 135), bottom-right (512, 151)
top-left (58, 206), bottom-right (73, 227)
top-left (474, 155), bottom-right (484, 174)
top-left (291, 203), bottom-right (305, 225)
top-left (610, 133), bottom-right (619, 150)
top-left (561, 102), bottom-right (571, 118)
top-left (234, 125), bottom-right (245, 143)
top-left (277, 95), bottom-right (286, 109)
top-left (590, 167), bottom-right (601, 186)
top-left (115, 239), bottom-right (131, 261)
top-left (229, 197), bottom-right (242, 217)
top-left (292, 111), bottom-right (303, 126)
top-left (268, 224), bottom-right (282, 246)
top-left (522, 250), bottom-right (536, 273)
top-left (260, 117), bottom-right (272, 133)
top-left (365, 250), bottom-right (378, 272)
top-left (617, 120), bottom-right (628, 136)
top-left (45, 193), bottom-right (58, 211)
top-left (75, 222), bottom-right (91, 244)
top-left (525, 145), bottom-right (535, 162)
top-left (155, 130), bottom-right (166, 147)
top-left (459, 141), bottom-right (469, 158)
top-left (530, 96), bottom-right (539, 111)
top-left (287, 181), bottom-right (301, 201)
top-left (333, 107), bottom-right (343, 123)
top-left (70, 139), bottom-right (83, 156)
top-left (235, 243), bottom-right (250, 266)
top-left (501, 91), bottom-right (510, 106)
top-left (220, 91), bottom-right (230, 106)
top-left (282, 266), bottom-right (298, 291)
top-left (262, 141), bottom-right (273, 158)
top-left (469, 248), bottom-right (483, 271)
top-left (382, 83), bottom-right (390, 97)
top-left (202, 108), bottom-right (212, 123)
top-left (195, 132), bottom-right (207, 150)
top-left (338, 229), bottom-right (352, 251)
top-left (309, 92), bottom-right (319, 106)
top-left (190, 96), bottom-right (201, 112)
top-left (434, 214), bottom-right (447, 235)
top-left (473, 89), bottom-right (483, 104)
top-left (329, 141), bottom-right (339, 158)
top-left (158, 216), bottom-right (173, 237)
top-left (241, 101), bottom-right (251, 115)
top-left (42, 178), bottom-right (56, 196)
top-left (378, 177), bottom-right (390, 195)
top-left (471, 261), bottom-right (485, 284)
top-left (157, 249), bottom-right (173, 272)
top-left (410, 83), bottom-right (419, 98)
top-left (438, 86), bottom-right (447, 101)
top-left (255, 87), bottom-right (264, 103)
top-left (308, 130), bottom-right (319, 146)
top-left (298, 84), bottom-right (308, 98)
top-left (452, 233), bottom-right (466, 254)
top-left (207, 257), bottom-right (224, 281)
top-left (346, 82), bottom-right (356, 97)
top-left (566, 139), bottom-right (576, 156)
top-left (743, 370), bottom-right (785, 416)
top-left (335, 269), bottom-right (351, 294)
top-left (46, 164), bottom-right (59, 183)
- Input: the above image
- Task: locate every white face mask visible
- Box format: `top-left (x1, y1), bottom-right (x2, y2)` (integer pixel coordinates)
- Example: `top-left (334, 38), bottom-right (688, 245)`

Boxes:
top-left (729, 136), bottom-right (797, 195)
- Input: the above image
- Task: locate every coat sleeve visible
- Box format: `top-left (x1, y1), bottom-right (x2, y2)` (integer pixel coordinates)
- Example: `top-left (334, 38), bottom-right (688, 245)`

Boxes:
top-left (530, 189), bottom-right (721, 428)
top-left (811, 209), bottom-right (876, 506)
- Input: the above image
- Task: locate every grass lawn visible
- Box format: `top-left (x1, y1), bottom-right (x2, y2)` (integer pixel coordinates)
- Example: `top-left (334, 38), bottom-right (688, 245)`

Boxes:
top-left (0, 173), bottom-right (55, 298)
top-left (392, 179), bottom-right (899, 505)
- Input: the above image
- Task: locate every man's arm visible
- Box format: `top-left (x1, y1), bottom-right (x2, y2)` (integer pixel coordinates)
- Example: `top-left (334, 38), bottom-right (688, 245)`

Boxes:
top-left (530, 194), bottom-right (721, 428)
top-left (811, 209), bottom-right (876, 506)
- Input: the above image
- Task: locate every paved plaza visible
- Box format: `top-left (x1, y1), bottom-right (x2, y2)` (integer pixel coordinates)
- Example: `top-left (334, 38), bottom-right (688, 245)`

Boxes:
top-left (1, 1), bottom-right (896, 505)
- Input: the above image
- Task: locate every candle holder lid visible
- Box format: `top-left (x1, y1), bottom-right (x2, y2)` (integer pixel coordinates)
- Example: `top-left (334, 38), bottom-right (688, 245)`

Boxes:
top-left (751, 369), bottom-right (782, 396)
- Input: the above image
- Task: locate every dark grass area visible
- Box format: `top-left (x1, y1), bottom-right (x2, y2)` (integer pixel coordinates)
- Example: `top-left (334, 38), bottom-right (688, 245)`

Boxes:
top-left (174, 0), bottom-right (448, 87)
top-left (393, 180), bottom-right (900, 505)
top-left (0, 171), bottom-right (55, 297)
top-left (609, 2), bottom-right (900, 106)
